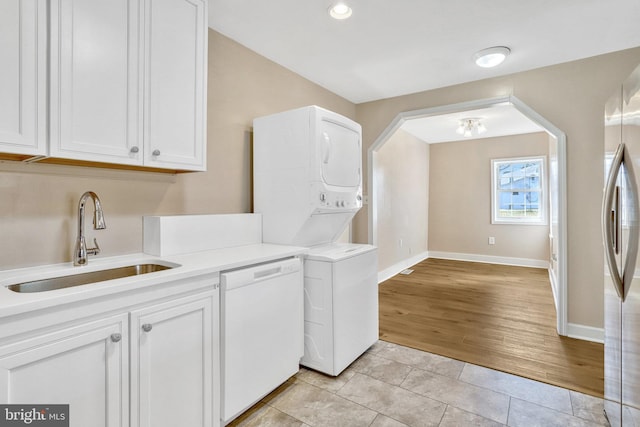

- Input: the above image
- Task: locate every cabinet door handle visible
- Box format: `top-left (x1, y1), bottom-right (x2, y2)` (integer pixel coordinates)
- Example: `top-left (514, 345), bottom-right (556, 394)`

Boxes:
top-left (110, 333), bottom-right (122, 343)
top-left (152, 149), bottom-right (161, 156)
top-left (141, 323), bottom-right (153, 332)
top-left (130, 146), bottom-right (139, 153)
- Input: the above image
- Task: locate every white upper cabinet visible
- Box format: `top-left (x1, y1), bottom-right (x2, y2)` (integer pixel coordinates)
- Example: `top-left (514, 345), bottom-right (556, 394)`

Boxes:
top-left (0, 0), bottom-right (47, 156)
top-left (49, 0), bottom-right (142, 165)
top-left (142, 0), bottom-right (207, 171)
top-left (0, 0), bottom-right (207, 171)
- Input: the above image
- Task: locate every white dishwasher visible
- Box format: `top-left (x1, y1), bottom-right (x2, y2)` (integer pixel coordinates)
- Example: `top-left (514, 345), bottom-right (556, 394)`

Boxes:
top-left (220, 257), bottom-right (303, 425)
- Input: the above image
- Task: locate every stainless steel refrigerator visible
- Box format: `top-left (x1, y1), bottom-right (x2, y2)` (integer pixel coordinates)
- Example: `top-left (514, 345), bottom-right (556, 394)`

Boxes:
top-left (604, 63), bottom-right (640, 426)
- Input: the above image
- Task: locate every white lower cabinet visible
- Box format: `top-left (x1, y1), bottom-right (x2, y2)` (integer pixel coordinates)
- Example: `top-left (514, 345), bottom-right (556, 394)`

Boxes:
top-left (0, 287), bottom-right (219, 427)
top-left (0, 314), bottom-right (129, 427)
top-left (130, 292), bottom-right (216, 427)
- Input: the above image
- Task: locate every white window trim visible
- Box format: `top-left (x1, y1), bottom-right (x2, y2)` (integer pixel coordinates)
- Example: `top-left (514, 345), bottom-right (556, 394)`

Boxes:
top-left (491, 155), bottom-right (548, 225)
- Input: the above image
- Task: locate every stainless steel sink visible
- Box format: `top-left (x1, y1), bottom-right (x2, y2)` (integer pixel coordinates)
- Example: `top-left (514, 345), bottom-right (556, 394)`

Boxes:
top-left (7, 263), bottom-right (175, 293)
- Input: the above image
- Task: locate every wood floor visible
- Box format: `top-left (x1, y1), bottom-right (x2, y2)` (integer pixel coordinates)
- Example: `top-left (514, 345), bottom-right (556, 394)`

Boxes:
top-left (378, 258), bottom-right (604, 397)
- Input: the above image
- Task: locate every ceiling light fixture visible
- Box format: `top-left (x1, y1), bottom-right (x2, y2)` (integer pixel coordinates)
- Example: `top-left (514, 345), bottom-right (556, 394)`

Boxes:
top-left (329, 2), bottom-right (353, 20)
top-left (473, 46), bottom-right (511, 68)
top-left (456, 118), bottom-right (487, 138)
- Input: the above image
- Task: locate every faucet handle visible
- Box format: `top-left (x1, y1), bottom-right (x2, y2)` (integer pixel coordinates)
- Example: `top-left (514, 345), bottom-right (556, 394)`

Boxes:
top-left (87, 238), bottom-right (101, 256)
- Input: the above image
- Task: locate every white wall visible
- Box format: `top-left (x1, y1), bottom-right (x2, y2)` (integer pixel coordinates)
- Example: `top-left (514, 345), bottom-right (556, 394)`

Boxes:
top-left (548, 134), bottom-right (560, 306)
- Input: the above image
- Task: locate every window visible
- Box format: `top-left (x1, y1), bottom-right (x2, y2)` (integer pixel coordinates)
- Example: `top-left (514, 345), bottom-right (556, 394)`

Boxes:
top-left (491, 156), bottom-right (546, 224)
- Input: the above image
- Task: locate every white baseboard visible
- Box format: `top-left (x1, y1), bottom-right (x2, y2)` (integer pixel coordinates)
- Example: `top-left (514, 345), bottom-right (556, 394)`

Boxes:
top-left (567, 323), bottom-right (604, 343)
top-left (378, 251), bottom-right (429, 283)
top-left (428, 251), bottom-right (548, 269)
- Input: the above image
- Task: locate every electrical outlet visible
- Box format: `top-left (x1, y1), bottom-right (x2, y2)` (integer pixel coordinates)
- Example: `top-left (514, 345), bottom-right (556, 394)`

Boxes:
top-left (488, 237), bottom-right (495, 245)
top-left (399, 239), bottom-right (403, 248)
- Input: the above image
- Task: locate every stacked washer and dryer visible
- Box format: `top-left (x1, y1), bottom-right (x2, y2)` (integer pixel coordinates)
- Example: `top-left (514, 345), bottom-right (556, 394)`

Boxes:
top-left (253, 105), bottom-right (378, 376)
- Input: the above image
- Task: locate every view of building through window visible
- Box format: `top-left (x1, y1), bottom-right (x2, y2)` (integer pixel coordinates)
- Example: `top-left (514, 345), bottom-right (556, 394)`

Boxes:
top-left (491, 157), bottom-right (546, 224)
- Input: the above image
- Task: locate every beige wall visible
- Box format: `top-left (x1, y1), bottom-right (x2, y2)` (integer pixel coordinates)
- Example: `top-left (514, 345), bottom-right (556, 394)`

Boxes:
top-left (375, 129), bottom-right (429, 271)
top-left (356, 47), bottom-right (640, 329)
top-left (0, 30), bottom-right (354, 269)
top-left (428, 132), bottom-right (549, 261)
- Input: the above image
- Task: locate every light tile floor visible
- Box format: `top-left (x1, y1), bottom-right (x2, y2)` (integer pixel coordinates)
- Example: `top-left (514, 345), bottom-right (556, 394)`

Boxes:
top-left (229, 341), bottom-right (609, 427)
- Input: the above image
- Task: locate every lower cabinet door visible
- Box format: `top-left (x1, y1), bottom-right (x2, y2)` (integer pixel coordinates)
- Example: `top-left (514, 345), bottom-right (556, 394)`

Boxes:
top-left (0, 314), bottom-right (129, 427)
top-left (130, 292), bottom-right (215, 427)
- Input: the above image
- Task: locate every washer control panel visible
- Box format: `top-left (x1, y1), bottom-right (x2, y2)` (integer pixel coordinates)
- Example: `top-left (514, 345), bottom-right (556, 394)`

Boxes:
top-left (318, 191), bottom-right (362, 210)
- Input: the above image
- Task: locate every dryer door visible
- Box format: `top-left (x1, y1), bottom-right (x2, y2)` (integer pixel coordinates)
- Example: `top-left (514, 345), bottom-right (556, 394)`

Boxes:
top-left (320, 119), bottom-right (361, 188)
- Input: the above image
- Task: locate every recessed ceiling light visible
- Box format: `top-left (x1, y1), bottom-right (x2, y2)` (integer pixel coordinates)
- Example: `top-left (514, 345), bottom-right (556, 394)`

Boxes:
top-left (329, 3), bottom-right (353, 20)
top-left (473, 46), bottom-right (511, 68)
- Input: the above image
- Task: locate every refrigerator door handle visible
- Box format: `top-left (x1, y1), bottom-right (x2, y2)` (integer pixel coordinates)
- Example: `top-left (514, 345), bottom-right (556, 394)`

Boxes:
top-left (603, 143), bottom-right (625, 299)
top-left (621, 144), bottom-right (640, 301)
top-left (614, 186), bottom-right (621, 255)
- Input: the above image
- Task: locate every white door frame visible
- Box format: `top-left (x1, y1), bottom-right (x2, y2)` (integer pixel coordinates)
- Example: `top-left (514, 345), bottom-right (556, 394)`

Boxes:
top-left (367, 95), bottom-right (568, 336)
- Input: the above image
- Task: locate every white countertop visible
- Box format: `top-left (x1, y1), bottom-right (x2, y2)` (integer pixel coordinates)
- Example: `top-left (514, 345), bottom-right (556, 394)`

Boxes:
top-left (0, 243), bottom-right (307, 318)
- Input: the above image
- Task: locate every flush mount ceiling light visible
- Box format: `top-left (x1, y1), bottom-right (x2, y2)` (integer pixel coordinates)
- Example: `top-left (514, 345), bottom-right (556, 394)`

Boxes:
top-left (329, 2), bottom-right (353, 20)
top-left (456, 118), bottom-right (487, 138)
top-left (473, 46), bottom-right (511, 68)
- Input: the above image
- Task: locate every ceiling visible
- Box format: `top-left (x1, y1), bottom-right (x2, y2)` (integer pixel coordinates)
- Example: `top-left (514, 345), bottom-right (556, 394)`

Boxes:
top-left (208, 0), bottom-right (640, 104)
top-left (400, 105), bottom-right (545, 144)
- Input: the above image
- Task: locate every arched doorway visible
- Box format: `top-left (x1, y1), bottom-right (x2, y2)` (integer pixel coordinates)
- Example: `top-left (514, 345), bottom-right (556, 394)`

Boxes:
top-left (367, 95), bottom-right (568, 335)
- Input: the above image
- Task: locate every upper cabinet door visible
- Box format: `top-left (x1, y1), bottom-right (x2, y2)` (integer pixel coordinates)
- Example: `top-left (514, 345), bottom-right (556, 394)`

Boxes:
top-left (142, 0), bottom-right (207, 171)
top-left (49, 0), bottom-right (142, 164)
top-left (0, 0), bottom-right (47, 156)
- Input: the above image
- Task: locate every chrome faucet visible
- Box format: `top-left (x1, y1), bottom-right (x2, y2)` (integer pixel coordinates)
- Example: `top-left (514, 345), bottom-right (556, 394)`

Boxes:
top-left (73, 191), bottom-right (106, 266)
